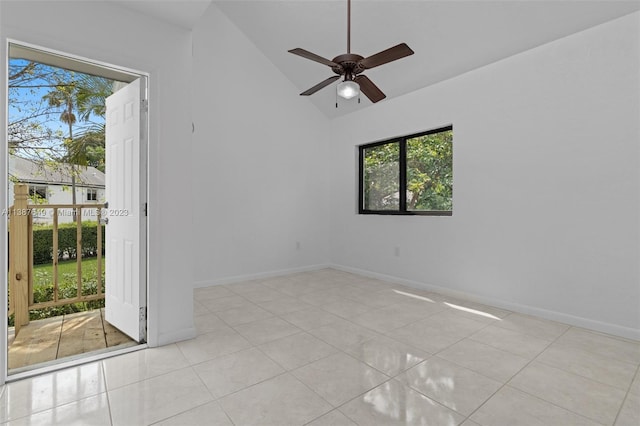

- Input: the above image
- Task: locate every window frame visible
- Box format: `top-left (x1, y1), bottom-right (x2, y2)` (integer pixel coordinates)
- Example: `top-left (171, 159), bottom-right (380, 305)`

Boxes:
top-left (86, 188), bottom-right (98, 201)
top-left (28, 185), bottom-right (48, 201)
top-left (358, 125), bottom-right (453, 216)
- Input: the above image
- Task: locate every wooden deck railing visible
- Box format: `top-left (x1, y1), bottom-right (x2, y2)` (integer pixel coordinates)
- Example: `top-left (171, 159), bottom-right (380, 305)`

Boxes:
top-left (8, 184), bottom-right (105, 335)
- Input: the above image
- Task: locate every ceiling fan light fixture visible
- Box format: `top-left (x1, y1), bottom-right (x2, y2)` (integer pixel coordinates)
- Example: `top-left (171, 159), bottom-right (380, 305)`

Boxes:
top-left (337, 80), bottom-right (360, 99)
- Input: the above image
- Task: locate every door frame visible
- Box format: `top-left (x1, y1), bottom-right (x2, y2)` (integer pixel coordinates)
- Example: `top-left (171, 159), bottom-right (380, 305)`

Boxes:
top-left (2, 39), bottom-right (150, 382)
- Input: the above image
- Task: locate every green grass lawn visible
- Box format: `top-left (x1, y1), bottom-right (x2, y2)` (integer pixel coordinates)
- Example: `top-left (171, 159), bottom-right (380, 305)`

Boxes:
top-left (33, 257), bottom-right (104, 285)
top-left (9, 257), bottom-right (107, 326)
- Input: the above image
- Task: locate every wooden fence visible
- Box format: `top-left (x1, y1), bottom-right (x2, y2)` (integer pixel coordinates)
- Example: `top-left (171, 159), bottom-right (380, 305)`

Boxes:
top-left (8, 184), bottom-right (105, 335)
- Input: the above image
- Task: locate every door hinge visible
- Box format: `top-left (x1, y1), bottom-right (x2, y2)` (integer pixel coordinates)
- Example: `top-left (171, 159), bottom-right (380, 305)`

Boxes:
top-left (144, 202), bottom-right (148, 217)
top-left (141, 99), bottom-right (148, 112)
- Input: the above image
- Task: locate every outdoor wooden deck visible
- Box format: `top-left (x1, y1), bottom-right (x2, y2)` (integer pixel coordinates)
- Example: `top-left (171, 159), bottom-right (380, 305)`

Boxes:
top-left (8, 308), bottom-right (136, 371)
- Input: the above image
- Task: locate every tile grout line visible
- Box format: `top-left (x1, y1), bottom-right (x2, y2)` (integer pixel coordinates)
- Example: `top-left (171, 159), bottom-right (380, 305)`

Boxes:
top-left (175, 363), bottom-right (238, 426)
top-left (612, 362), bottom-right (640, 426)
top-left (189, 321), bottom-right (335, 417)
top-left (456, 325), bottom-right (580, 425)
top-left (103, 361), bottom-right (195, 393)
top-left (492, 325), bottom-right (619, 425)
top-left (378, 318), bottom-right (516, 424)
top-left (533, 342), bottom-right (639, 391)
top-left (101, 362), bottom-right (115, 426)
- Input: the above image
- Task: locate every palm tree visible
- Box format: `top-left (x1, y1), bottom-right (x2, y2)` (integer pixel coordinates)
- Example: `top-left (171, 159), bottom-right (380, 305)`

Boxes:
top-left (71, 74), bottom-right (113, 172)
top-left (76, 74), bottom-right (113, 121)
top-left (43, 79), bottom-right (80, 219)
top-left (42, 74), bottom-right (114, 218)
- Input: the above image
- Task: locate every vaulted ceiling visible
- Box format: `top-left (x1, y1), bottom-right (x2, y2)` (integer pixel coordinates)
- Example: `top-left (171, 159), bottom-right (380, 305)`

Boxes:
top-left (111, 1), bottom-right (640, 118)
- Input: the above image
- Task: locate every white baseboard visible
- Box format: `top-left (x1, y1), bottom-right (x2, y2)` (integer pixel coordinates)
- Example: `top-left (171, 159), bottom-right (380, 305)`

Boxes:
top-left (330, 264), bottom-right (640, 341)
top-left (155, 326), bottom-right (197, 347)
top-left (193, 264), bottom-right (331, 288)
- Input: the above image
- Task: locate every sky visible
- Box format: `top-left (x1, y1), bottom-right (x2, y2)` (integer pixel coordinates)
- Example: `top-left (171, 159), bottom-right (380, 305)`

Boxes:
top-left (8, 58), bottom-right (109, 159)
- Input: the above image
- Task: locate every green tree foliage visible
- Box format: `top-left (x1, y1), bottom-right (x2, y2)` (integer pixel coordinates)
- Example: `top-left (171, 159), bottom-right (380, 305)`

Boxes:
top-left (75, 74), bottom-right (113, 121)
top-left (406, 131), bottom-right (453, 211)
top-left (74, 130), bottom-right (106, 172)
top-left (364, 143), bottom-right (399, 210)
top-left (363, 130), bottom-right (453, 212)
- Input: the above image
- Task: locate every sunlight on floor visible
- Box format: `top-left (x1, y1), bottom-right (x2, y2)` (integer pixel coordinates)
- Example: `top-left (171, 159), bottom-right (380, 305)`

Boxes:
top-left (444, 302), bottom-right (501, 320)
top-left (392, 290), bottom-right (436, 303)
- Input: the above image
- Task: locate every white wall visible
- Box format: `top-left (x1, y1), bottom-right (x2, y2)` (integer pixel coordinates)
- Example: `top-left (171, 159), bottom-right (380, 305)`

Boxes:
top-left (190, 4), bottom-right (331, 287)
top-left (1, 0), bottom-right (196, 383)
top-left (328, 12), bottom-right (640, 339)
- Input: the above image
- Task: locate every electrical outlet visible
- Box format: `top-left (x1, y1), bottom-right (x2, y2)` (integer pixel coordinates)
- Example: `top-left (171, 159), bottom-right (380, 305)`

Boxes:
top-left (296, 241), bottom-right (301, 250)
top-left (394, 246), bottom-right (400, 257)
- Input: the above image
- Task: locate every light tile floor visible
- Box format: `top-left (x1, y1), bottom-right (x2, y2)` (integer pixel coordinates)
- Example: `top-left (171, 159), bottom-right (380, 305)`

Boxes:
top-left (1, 268), bottom-right (639, 425)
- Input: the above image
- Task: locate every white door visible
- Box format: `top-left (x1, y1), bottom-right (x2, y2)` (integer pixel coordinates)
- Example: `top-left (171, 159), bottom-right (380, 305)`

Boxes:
top-left (104, 78), bottom-right (147, 342)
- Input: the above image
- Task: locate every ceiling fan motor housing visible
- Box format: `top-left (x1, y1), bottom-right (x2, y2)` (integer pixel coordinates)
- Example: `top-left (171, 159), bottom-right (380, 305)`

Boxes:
top-left (331, 53), bottom-right (366, 78)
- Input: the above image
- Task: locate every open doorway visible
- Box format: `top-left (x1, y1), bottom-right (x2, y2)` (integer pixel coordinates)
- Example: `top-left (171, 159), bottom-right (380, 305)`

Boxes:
top-left (6, 42), bottom-right (148, 375)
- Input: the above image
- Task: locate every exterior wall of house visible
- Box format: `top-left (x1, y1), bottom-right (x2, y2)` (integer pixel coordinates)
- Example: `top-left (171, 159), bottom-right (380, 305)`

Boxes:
top-left (8, 181), bottom-right (105, 224)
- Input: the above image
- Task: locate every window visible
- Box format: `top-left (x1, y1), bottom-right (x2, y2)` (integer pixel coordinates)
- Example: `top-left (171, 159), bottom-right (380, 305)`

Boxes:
top-left (87, 188), bottom-right (98, 201)
top-left (359, 126), bottom-right (453, 215)
top-left (28, 185), bottom-right (48, 201)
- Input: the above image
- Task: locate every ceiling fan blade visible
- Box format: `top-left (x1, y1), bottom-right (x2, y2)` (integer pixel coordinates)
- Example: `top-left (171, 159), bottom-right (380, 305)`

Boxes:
top-left (355, 75), bottom-right (386, 103)
top-left (288, 48), bottom-right (339, 67)
top-left (300, 76), bottom-right (341, 96)
top-left (359, 43), bottom-right (414, 69)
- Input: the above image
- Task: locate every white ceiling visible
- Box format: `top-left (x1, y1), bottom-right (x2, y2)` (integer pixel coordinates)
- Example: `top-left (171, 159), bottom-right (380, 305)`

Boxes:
top-left (110, 0), bottom-right (212, 29)
top-left (110, 1), bottom-right (640, 118)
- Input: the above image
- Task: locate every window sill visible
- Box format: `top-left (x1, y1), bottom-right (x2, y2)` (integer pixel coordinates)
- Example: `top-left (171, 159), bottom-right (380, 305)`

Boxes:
top-left (359, 210), bottom-right (452, 216)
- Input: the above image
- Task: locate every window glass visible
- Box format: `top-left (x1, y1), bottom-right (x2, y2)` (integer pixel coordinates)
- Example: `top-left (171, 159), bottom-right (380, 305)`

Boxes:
top-left (406, 130), bottom-right (452, 211)
top-left (363, 142), bottom-right (400, 211)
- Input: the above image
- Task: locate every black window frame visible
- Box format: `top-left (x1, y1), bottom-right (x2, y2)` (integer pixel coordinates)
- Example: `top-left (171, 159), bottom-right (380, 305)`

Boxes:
top-left (86, 188), bottom-right (98, 201)
top-left (358, 125), bottom-right (453, 216)
top-left (28, 185), bottom-right (48, 201)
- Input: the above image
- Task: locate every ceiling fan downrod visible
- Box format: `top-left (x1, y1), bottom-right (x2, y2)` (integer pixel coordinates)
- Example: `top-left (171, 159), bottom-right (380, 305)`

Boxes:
top-left (347, 0), bottom-right (351, 54)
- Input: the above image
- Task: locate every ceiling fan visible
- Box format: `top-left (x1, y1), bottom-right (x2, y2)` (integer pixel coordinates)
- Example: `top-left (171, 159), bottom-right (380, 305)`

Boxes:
top-left (288, 0), bottom-right (414, 104)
